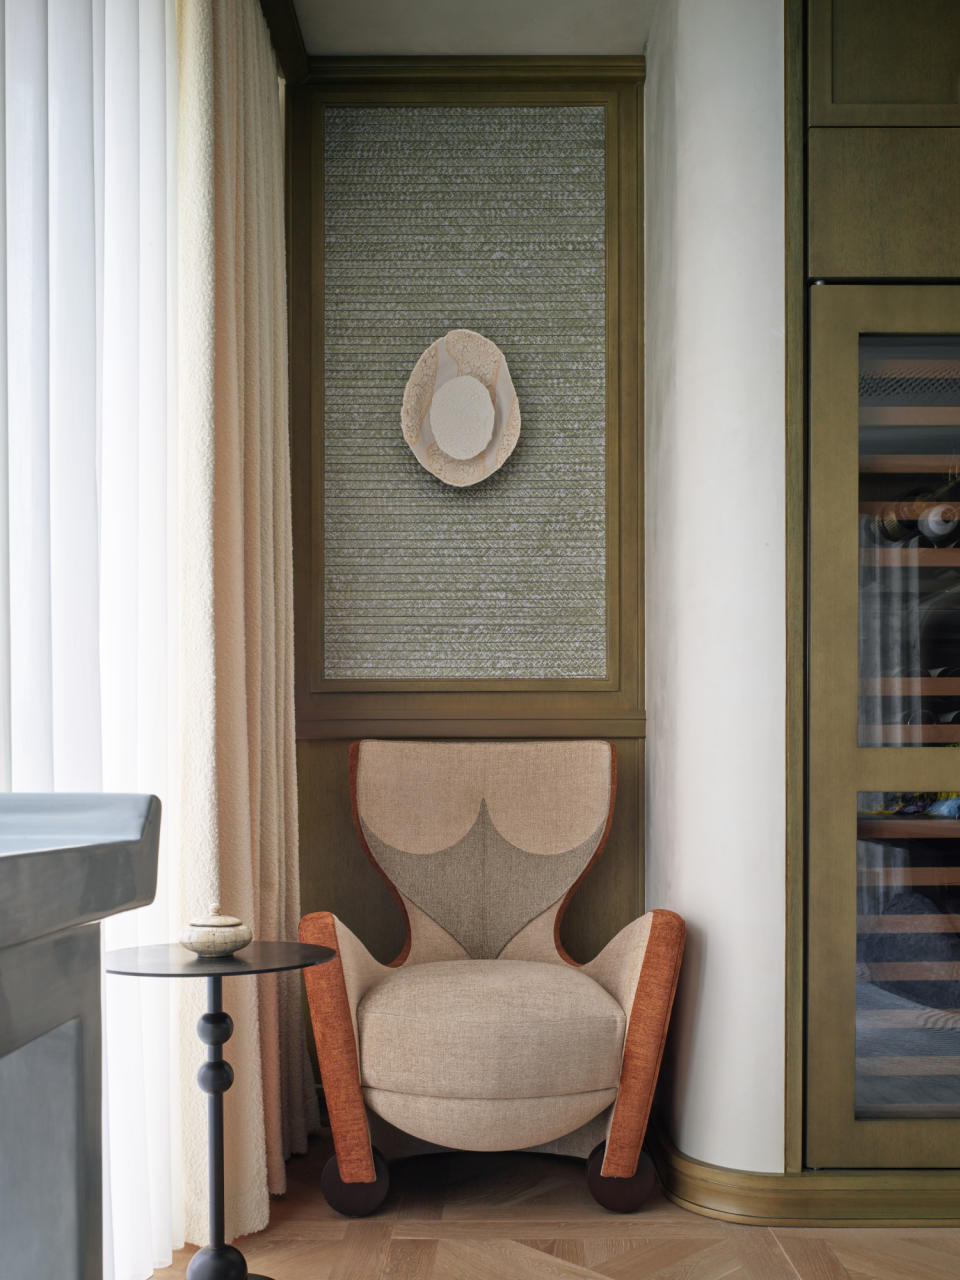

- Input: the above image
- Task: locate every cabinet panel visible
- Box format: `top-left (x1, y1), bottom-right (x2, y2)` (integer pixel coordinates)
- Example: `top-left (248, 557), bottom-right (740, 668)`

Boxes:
top-left (808, 285), bottom-right (960, 1168)
top-left (810, 0), bottom-right (960, 125)
top-left (808, 129), bottom-right (960, 280)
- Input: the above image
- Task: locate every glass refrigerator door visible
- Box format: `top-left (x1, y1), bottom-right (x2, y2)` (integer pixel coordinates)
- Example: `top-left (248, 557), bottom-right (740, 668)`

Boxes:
top-left (808, 287), bottom-right (960, 1168)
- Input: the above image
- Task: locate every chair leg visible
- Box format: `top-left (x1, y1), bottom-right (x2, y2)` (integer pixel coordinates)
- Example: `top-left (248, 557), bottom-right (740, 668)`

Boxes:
top-left (586, 1142), bottom-right (657, 1212)
top-left (321, 1145), bottom-right (390, 1217)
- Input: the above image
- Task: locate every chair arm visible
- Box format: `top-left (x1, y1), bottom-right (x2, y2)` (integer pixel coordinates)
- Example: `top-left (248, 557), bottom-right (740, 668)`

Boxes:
top-left (299, 911), bottom-right (390, 1183)
top-left (582, 908), bottom-right (685, 1179)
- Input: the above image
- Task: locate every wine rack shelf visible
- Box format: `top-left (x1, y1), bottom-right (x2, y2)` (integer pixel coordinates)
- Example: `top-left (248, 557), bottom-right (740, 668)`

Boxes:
top-left (859, 724), bottom-right (960, 745)
top-left (858, 914), bottom-right (960, 933)
top-left (861, 548), bottom-right (960, 566)
top-left (859, 678), bottom-right (960, 694)
top-left (860, 406), bottom-right (960, 426)
top-left (858, 1056), bottom-right (960, 1074)
top-left (858, 818), bottom-right (960, 840)
top-left (861, 454), bottom-right (960, 474)
top-left (860, 500), bottom-right (960, 517)
top-left (858, 866), bottom-right (960, 885)
top-left (857, 1009), bottom-right (960, 1027)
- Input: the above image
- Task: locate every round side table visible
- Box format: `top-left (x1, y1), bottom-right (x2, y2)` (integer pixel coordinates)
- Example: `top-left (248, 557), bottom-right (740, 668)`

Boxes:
top-left (105, 941), bottom-right (335, 1280)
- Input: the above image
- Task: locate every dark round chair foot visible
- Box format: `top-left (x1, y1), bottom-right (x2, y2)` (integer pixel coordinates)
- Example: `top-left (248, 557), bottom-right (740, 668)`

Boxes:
top-left (586, 1142), bottom-right (657, 1213)
top-left (185, 1243), bottom-right (250, 1279)
top-left (321, 1146), bottom-right (390, 1217)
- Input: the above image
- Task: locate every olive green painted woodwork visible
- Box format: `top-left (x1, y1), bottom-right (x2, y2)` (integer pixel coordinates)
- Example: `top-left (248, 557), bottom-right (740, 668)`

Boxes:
top-left (808, 128), bottom-right (960, 280)
top-left (289, 59), bottom-right (643, 740)
top-left (650, 1125), bottom-right (960, 1225)
top-left (784, 0), bottom-right (805, 1178)
top-left (297, 737), bottom-right (642, 965)
top-left (807, 284), bottom-right (960, 1169)
top-left (809, 0), bottom-right (960, 126)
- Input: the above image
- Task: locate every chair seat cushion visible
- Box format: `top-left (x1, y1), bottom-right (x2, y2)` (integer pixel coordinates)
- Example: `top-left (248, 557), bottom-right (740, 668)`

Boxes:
top-left (357, 959), bottom-right (625, 1100)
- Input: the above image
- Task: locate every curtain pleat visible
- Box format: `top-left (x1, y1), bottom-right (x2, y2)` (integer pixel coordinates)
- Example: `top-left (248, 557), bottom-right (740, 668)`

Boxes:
top-left (177, 0), bottom-right (317, 1244)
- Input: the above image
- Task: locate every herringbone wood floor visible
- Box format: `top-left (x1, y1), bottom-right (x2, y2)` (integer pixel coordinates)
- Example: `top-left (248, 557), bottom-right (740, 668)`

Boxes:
top-left (157, 1142), bottom-right (960, 1279)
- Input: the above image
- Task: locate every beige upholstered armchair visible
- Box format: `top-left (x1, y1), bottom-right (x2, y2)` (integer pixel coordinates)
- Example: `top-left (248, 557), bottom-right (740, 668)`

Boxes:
top-left (300, 740), bottom-right (684, 1215)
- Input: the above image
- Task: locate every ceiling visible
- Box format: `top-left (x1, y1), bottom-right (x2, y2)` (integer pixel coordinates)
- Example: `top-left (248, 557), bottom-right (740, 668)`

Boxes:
top-left (291, 0), bottom-right (657, 56)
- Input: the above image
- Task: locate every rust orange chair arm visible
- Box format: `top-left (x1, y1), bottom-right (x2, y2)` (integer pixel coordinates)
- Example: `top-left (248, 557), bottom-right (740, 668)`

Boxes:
top-left (299, 910), bottom-right (388, 1184)
top-left (580, 908), bottom-right (686, 1179)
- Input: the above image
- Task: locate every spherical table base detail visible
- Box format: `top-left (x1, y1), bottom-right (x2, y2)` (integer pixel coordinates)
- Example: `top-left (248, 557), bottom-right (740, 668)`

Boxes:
top-left (186, 1242), bottom-right (271, 1279)
top-left (321, 1147), bottom-right (390, 1217)
top-left (585, 1142), bottom-right (657, 1212)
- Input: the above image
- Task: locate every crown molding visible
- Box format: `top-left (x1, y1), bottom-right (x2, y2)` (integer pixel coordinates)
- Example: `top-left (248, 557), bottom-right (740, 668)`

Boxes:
top-left (305, 55), bottom-right (645, 86)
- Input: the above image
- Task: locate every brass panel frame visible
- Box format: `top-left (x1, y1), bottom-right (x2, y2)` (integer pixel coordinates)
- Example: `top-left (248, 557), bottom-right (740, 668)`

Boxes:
top-left (807, 284), bottom-right (960, 1169)
top-left (651, 1125), bottom-right (960, 1224)
top-left (289, 59), bottom-right (643, 740)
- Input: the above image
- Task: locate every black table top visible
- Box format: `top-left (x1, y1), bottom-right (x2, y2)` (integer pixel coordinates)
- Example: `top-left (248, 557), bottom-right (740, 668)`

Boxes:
top-left (105, 940), bottom-right (335, 978)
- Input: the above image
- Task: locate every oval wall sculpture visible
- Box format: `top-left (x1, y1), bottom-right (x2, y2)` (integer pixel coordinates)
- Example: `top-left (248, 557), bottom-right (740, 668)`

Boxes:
top-left (401, 329), bottom-right (521, 487)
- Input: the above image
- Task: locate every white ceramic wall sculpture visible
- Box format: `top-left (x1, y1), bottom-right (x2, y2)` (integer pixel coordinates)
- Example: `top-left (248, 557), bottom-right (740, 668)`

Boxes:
top-left (401, 329), bottom-right (521, 486)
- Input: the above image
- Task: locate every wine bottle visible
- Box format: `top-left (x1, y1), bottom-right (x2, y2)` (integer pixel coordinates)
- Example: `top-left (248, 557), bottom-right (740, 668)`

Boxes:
top-left (874, 475), bottom-right (960, 545)
top-left (918, 501), bottom-right (960, 546)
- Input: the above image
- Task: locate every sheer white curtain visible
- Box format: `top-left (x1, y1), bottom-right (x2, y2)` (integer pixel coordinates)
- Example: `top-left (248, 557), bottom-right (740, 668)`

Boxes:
top-left (1, 3), bottom-right (183, 1278)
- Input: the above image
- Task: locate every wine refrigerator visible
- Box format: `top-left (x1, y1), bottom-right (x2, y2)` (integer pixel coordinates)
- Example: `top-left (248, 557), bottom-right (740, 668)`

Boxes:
top-left (808, 285), bottom-right (960, 1168)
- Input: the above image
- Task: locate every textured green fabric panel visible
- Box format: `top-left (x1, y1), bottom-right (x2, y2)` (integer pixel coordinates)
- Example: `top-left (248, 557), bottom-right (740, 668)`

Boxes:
top-left (323, 105), bottom-right (607, 679)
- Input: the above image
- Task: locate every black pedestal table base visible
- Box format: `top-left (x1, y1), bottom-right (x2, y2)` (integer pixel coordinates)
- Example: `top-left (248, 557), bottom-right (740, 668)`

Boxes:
top-left (105, 941), bottom-right (335, 1280)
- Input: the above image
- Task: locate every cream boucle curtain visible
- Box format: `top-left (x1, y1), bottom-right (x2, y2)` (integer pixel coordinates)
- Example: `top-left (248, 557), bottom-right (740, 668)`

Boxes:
top-left (177, 0), bottom-right (316, 1243)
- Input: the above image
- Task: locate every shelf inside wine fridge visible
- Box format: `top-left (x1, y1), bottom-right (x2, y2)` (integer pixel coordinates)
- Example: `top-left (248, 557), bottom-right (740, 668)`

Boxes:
top-left (859, 725), bottom-right (960, 745)
top-left (861, 548), bottom-right (960, 566)
top-left (858, 818), bottom-right (960, 840)
top-left (861, 454), bottom-right (960, 474)
top-left (860, 678), bottom-right (960, 695)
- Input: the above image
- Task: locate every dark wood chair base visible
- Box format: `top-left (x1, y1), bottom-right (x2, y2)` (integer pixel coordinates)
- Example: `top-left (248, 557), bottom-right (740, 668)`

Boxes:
top-left (585, 1142), bottom-right (657, 1212)
top-left (321, 1146), bottom-right (390, 1217)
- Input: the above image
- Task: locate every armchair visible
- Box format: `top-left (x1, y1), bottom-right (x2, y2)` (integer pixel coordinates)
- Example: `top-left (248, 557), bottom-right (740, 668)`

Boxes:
top-left (300, 740), bottom-right (684, 1215)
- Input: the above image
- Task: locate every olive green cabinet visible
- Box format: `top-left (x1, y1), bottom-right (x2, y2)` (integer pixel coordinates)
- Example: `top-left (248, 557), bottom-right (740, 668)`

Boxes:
top-left (810, 0), bottom-right (960, 126)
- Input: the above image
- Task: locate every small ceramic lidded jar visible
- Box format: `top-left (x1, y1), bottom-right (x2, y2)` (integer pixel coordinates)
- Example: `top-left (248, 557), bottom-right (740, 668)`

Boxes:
top-left (180, 903), bottom-right (252, 957)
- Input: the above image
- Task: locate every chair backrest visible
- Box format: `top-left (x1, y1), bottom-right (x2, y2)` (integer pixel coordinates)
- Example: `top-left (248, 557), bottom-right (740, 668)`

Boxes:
top-left (350, 740), bottom-right (615, 964)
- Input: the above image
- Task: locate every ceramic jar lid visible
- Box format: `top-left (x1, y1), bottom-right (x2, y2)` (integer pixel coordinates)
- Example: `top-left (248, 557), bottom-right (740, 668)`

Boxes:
top-left (180, 903), bottom-right (253, 957)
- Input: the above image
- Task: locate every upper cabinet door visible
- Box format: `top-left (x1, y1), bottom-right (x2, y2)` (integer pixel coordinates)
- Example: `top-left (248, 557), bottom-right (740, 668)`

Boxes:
top-left (810, 0), bottom-right (960, 125)
top-left (808, 284), bottom-right (960, 1169)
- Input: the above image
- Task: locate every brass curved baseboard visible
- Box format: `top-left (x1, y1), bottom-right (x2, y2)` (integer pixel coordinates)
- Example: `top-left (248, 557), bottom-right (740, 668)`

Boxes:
top-left (649, 1127), bottom-right (960, 1226)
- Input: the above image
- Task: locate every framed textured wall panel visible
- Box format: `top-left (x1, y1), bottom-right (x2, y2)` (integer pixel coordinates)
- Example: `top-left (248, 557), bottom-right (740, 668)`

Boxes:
top-left (290, 60), bottom-right (643, 739)
top-left (321, 103), bottom-right (607, 683)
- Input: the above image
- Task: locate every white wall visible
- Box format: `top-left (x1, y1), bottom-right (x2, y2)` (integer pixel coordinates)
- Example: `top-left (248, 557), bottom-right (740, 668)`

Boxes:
top-left (644, 0), bottom-right (786, 1173)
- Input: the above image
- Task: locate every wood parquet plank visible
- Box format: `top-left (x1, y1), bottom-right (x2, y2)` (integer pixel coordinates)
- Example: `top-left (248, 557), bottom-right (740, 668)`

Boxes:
top-left (430, 1237), bottom-right (607, 1279)
top-left (153, 1144), bottom-right (960, 1280)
